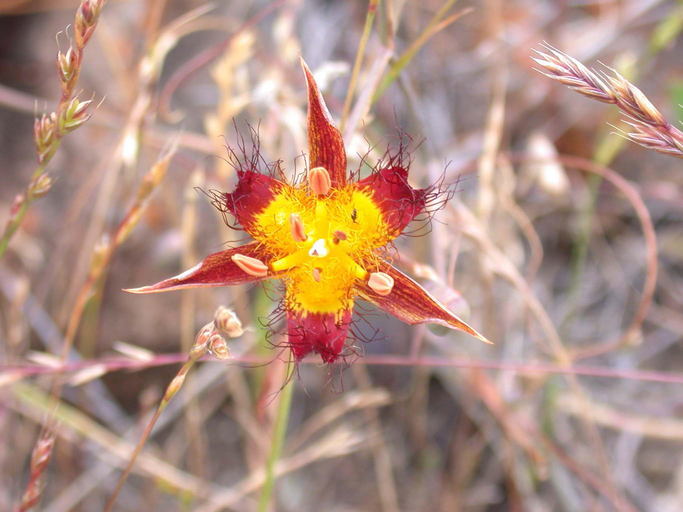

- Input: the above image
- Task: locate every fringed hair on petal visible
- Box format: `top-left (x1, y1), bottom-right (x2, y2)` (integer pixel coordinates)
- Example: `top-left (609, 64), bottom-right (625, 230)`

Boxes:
top-left (205, 122), bottom-right (287, 231)
top-left (260, 297), bottom-right (289, 351)
top-left (402, 167), bottom-right (457, 238)
top-left (372, 131), bottom-right (414, 174)
top-left (207, 122), bottom-right (291, 233)
top-left (222, 121), bottom-right (286, 181)
top-left (279, 308), bottom-right (355, 364)
top-left (349, 306), bottom-right (385, 346)
top-left (289, 150), bottom-right (310, 188)
top-left (202, 187), bottom-right (240, 229)
top-left (373, 132), bottom-right (456, 238)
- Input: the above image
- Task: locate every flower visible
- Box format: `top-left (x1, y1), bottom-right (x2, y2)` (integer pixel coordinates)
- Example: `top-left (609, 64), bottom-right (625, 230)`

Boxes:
top-left (127, 59), bottom-right (489, 363)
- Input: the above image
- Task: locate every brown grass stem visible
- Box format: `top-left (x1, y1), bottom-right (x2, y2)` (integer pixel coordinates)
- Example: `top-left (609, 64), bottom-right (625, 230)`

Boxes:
top-left (103, 336), bottom-right (211, 512)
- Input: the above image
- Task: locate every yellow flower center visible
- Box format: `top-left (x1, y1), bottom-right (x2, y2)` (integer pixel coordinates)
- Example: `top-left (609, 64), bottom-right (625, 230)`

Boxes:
top-left (252, 179), bottom-right (391, 316)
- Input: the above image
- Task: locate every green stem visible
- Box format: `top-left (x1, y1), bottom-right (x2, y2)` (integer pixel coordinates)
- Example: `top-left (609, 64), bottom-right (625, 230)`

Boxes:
top-left (340, 0), bottom-right (379, 132)
top-left (0, 141), bottom-right (61, 260)
top-left (0, 197), bottom-right (32, 258)
top-left (257, 357), bottom-right (295, 512)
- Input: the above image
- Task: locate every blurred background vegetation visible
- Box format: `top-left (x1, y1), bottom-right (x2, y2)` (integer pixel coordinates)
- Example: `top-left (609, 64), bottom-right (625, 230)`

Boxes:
top-left (1, 0), bottom-right (682, 510)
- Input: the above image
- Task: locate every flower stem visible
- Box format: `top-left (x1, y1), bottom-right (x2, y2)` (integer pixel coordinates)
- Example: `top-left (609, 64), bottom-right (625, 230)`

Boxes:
top-left (257, 356), bottom-right (295, 512)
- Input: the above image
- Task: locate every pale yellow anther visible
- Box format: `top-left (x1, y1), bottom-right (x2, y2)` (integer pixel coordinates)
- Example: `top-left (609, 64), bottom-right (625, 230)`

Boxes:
top-left (290, 213), bottom-right (307, 242)
top-left (368, 272), bottom-right (394, 296)
top-left (309, 166), bottom-right (331, 196)
top-left (309, 238), bottom-right (329, 257)
top-left (231, 253), bottom-right (269, 277)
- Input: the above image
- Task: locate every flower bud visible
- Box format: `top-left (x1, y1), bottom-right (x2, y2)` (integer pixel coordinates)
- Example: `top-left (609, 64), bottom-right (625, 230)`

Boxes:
top-left (60, 97), bottom-right (92, 132)
top-left (29, 174), bottom-right (53, 198)
top-left (57, 47), bottom-right (78, 85)
top-left (208, 333), bottom-right (231, 360)
top-left (214, 306), bottom-right (243, 338)
top-left (74, 0), bottom-right (104, 48)
top-left (34, 113), bottom-right (56, 162)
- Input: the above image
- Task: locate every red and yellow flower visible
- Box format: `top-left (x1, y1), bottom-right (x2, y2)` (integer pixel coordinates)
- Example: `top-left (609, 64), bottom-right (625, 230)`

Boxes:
top-left (128, 59), bottom-right (488, 363)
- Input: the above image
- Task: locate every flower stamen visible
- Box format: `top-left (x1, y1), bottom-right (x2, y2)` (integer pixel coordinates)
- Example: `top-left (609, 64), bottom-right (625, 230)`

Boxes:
top-left (309, 166), bottom-right (331, 196)
top-left (271, 250), bottom-right (308, 272)
top-left (312, 267), bottom-right (322, 282)
top-left (290, 213), bottom-right (307, 242)
top-left (231, 253), bottom-right (269, 277)
top-left (368, 271), bottom-right (394, 295)
top-left (332, 230), bottom-right (347, 244)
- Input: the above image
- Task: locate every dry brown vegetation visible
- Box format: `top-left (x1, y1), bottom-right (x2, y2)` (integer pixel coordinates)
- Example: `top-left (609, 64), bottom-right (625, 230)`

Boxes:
top-left (1, 1), bottom-right (683, 511)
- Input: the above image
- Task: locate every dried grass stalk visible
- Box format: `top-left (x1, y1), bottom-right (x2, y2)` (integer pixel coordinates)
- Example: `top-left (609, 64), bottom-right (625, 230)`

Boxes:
top-left (533, 43), bottom-right (683, 158)
top-left (0, 0), bottom-right (106, 259)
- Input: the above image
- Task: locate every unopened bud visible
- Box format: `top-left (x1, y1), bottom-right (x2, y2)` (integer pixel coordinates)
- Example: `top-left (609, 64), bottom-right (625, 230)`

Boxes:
top-left (60, 97), bottom-right (92, 132)
top-left (29, 174), bottom-right (53, 198)
top-left (75, 0), bottom-right (104, 48)
top-left (214, 306), bottom-right (243, 338)
top-left (208, 333), bottom-right (231, 360)
top-left (57, 47), bottom-right (78, 85)
top-left (194, 322), bottom-right (215, 347)
top-left (34, 113), bottom-right (56, 162)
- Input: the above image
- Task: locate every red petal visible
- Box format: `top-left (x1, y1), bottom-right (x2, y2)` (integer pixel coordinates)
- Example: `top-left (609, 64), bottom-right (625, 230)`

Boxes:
top-left (300, 58), bottom-right (347, 188)
top-left (287, 309), bottom-right (352, 363)
top-left (358, 262), bottom-right (490, 344)
top-left (225, 170), bottom-right (284, 233)
top-left (125, 242), bottom-right (270, 293)
top-left (356, 166), bottom-right (427, 235)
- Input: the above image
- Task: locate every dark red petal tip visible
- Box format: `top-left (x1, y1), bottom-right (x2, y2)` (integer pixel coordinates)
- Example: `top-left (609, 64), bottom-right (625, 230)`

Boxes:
top-left (359, 262), bottom-right (491, 344)
top-left (357, 166), bottom-right (427, 235)
top-left (125, 242), bottom-right (270, 294)
top-left (287, 309), bottom-right (353, 363)
top-left (300, 57), bottom-right (347, 188)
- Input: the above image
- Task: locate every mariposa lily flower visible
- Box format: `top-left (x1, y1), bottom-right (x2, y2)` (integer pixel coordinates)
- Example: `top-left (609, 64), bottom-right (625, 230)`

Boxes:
top-left (127, 59), bottom-right (488, 363)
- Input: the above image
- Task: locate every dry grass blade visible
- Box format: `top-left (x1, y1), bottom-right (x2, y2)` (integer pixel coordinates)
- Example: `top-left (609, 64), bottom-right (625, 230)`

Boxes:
top-left (533, 43), bottom-right (683, 158)
top-left (372, 4), bottom-right (472, 102)
top-left (0, 0), bottom-right (106, 260)
top-left (17, 432), bottom-right (54, 512)
top-left (340, 0), bottom-right (379, 132)
top-left (104, 322), bottom-right (232, 511)
top-left (15, 144), bottom-right (173, 511)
